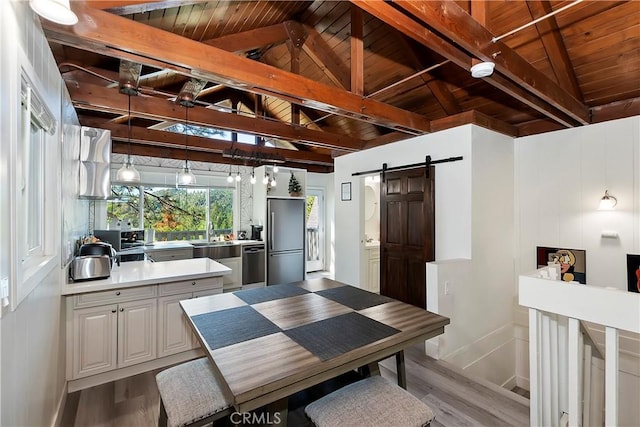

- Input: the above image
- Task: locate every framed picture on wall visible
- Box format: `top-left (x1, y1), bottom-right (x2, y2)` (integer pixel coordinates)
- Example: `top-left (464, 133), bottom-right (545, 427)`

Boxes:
top-left (626, 254), bottom-right (640, 293)
top-left (341, 182), bottom-right (351, 201)
top-left (536, 246), bottom-right (587, 284)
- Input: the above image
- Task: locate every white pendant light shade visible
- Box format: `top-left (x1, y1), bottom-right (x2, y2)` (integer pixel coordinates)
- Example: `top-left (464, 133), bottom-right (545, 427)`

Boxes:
top-left (262, 173), bottom-right (269, 184)
top-left (270, 175), bottom-right (277, 187)
top-left (30, 0), bottom-right (78, 25)
top-left (235, 171), bottom-right (242, 182)
top-left (116, 158), bottom-right (140, 183)
top-left (250, 172), bottom-right (256, 184)
top-left (598, 190), bottom-right (617, 210)
top-left (177, 161), bottom-right (196, 186)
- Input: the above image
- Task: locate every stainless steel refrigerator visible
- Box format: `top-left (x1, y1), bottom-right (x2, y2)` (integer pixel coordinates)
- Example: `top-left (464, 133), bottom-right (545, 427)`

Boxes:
top-left (267, 198), bottom-right (305, 285)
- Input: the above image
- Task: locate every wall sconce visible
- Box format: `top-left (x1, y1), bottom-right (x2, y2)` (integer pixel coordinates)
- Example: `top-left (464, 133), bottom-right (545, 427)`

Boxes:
top-left (598, 190), bottom-right (617, 210)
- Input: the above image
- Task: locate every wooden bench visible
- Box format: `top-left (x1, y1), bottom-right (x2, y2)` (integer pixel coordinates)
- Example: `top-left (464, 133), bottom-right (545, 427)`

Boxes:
top-left (156, 358), bottom-right (232, 427)
top-left (305, 375), bottom-right (435, 427)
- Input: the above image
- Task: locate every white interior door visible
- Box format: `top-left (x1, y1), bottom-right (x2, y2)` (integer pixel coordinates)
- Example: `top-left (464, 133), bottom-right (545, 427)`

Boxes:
top-left (306, 188), bottom-right (324, 272)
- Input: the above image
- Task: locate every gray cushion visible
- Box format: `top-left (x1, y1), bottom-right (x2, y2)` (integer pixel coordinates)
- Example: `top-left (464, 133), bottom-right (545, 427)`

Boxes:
top-left (156, 358), bottom-right (231, 427)
top-left (305, 376), bottom-right (434, 427)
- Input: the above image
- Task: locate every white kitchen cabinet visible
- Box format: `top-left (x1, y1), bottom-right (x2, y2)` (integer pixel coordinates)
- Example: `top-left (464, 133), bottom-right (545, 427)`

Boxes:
top-left (157, 278), bottom-right (223, 356)
top-left (365, 247), bottom-right (380, 293)
top-left (72, 304), bottom-right (118, 378)
top-left (71, 297), bottom-right (157, 378)
top-left (217, 257), bottom-right (241, 292)
top-left (145, 247), bottom-right (193, 262)
top-left (117, 298), bottom-right (157, 368)
top-left (157, 293), bottom-right (193, 358)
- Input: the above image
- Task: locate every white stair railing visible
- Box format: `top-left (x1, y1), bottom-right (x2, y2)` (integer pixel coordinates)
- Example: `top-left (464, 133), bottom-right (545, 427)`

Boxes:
top-left (519, 270), bottom-right (640, 427)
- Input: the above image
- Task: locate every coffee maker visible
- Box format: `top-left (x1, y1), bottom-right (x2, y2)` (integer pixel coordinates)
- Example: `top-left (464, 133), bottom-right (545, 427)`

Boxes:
top-left (250, 224), bottom-right (263, 241)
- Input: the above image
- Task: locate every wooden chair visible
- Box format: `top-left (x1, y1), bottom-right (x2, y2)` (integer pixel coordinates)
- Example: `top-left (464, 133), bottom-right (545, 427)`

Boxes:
top-left (305, 375), bottom-right (435, 427)
top-left (156, 358), bottom-right (233, 427)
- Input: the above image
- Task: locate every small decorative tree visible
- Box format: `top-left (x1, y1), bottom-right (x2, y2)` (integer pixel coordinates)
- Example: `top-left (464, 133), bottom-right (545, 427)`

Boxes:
top-left (288, 172), bottom-right (302, 196)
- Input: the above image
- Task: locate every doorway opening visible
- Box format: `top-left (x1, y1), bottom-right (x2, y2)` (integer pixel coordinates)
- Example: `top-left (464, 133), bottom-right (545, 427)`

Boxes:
top-left (306, 188), bottom-right (324, 273)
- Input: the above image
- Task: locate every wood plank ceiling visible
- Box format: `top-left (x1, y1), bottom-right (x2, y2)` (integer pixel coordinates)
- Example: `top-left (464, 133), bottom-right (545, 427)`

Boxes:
top-left (41, 0), bottom-right (640, 172)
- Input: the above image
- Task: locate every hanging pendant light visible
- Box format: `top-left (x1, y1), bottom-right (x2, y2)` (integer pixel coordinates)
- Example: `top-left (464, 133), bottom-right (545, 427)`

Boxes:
top-left (30, 0), bottom-right (78, 25)
top-left (226, 164), bottom-right (234, 183)
top-left (262, 170), bottom-right (269, 184)
top-left (116, 93), bottom-right (141, 183)
top-left (250, 168), bottom-right (256, 185)
top-left (176, 105), bottom-right (196, 186)
top-left (235, 166), bottom-right (242, 182)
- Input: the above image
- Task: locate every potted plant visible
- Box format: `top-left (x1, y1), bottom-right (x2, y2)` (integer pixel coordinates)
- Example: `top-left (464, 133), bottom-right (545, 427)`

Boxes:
top-left (288, 172), bottom-right (302, 197)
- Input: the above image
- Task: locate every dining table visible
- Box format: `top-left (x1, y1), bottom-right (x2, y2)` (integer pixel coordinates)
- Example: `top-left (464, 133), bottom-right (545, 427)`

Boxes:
top-left (180, 277), bottom-right (450, 424)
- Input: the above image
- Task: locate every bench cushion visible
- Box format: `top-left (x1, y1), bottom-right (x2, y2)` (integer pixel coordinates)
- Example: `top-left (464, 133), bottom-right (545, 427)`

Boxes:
top-left (305, 376), bottom-right (434, 427)
top-left (156, 358), bottom-right (231, 427)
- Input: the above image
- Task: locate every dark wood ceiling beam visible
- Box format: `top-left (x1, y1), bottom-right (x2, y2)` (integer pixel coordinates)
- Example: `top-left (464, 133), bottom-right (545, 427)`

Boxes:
top-left (80, 117), bottom-right (334, 166)
top-left (590, 97), bottom-right (640, 124)
top-left (470, 0), bottom-right (488, 26)
top-left (93, 1), bottom-right (202, 15)
top-left (390, 0), bottom-right (590, 125)
top-left (350, 5), bottom-right (364, 96)
top-left (298, 24), bottom-right (351, 90)
top-left (43, 3), bottom-right (431, 134)
top-left (430, 110), bottom-right (518, 137)
top-left (526, 0), bottom-right (583, 100)
top-left (362, 131), bottom-right (413, 149)
top-left (350, 0), bottom-right (580, 128)
top-left (396, 37), bottom-right (461, 115)
top-left (202, 22), bottom-right (290, 53)
top-left (516, 119), bottom-right (565, 137)
top-left (112, 141), bottom-right (333, 173)
top-left (69, 82), bottom-right (363, 151)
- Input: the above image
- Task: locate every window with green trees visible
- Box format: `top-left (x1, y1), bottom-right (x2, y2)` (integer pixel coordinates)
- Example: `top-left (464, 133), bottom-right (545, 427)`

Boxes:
top-left (107, 184), bottom-right (234, 240)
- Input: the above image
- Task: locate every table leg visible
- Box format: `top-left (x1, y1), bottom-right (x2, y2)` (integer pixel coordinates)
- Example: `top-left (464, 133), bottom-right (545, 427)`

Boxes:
top-left (396, 351), bottom-right (407, 389)
top-left (358, 361), bottom-right (380, 377)
top-left (266, 396), bottom-right (288, 426)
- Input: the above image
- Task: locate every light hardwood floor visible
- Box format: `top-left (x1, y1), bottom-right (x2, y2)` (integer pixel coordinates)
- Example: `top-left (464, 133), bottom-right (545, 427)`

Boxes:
top-left (61, 343), bottom-right (529, 426)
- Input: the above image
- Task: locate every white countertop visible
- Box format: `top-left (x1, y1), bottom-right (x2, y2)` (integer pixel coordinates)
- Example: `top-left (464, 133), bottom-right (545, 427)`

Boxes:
top-left (64, 258), bottom-right (231, 295)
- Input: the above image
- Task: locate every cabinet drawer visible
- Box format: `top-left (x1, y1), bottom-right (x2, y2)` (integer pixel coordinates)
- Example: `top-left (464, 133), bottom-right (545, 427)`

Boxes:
top-left (159, 277), bottom-right (223, 296)
top-left (192, 288), bottom-right (223, 298)
top-left (73, 285), bottom-right (158, 309)
top-left (146, 248), bottom-right (193, 262)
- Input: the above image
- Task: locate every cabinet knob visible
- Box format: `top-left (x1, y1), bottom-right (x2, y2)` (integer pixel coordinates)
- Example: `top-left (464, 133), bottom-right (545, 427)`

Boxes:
top-left (111, 309), bottom-right (116, 313)
top-left (119, 308), bottom-right (124, 312)
top-left (192, 281), bottom-right (196, 286)
top-left (115, 291), bottom-right (121, 296)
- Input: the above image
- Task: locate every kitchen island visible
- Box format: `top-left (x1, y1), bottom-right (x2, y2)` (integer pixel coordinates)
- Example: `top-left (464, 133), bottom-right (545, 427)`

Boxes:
top-left (64, 258), bottom-right (232, 392)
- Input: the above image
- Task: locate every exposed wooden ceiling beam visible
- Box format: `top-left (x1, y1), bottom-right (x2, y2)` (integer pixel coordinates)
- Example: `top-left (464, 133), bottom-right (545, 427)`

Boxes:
top-left (590, 97), bottom-right (640, 124)
top-left (350, 0), bottom-right (581, 128)
top-left (430, 110), bottom-right (518, 137)
top-left (526, 0), bottom-right (583, 100)
top-left (79, 117), bottom-right (334, 167)
top-left (69, 82), bottom-right (363, 151)
top-left (298, 24), bottom-right (350, 90)
top-left (396, 37), bottom-right (461, 115)
top-left (350, 5), bottom-right (364, 96)
top-left (361, 131), bottom-right (413, 149)
top-left (390, 0), bottom-right (590, 125)
top-left (43, 4), bottom-right (431, 134)
top-left (202, 22), bottom-right (290, 53)
top-left (92, 1), bottom-right (202, 15)
top-left (112, 141), bottom-right (333, 173)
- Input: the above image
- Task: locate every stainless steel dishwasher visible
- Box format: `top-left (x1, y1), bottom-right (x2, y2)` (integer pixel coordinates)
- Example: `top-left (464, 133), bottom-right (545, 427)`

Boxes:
top-left (242, 244), bottom-right (265, 287)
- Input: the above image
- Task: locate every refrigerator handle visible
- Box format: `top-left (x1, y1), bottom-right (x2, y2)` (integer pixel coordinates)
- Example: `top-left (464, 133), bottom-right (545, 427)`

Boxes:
top-left (270, 211), bottom-right (275, 251)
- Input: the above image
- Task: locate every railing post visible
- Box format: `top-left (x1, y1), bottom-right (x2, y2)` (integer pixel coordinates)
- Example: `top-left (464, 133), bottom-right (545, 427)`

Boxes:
top-left (529, 308), bottom-right (542, 427)
top-left (605, 327), bottom-right (618, 427)
top-left (568, 317), bottom-right (580, 427)
top-left (582, 343), bottom-right (592, 427)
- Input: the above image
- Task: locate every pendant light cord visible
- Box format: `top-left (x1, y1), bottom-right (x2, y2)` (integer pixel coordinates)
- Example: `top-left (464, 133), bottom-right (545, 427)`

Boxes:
top-left (127, 93), bottom-right (132, 161)
top-left (184, 106), bottom-right (189, 167)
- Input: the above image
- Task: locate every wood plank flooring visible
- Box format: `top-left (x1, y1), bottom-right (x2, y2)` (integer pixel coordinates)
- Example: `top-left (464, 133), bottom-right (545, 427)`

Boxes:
top-left (61, 343), bottom-right (529, 426)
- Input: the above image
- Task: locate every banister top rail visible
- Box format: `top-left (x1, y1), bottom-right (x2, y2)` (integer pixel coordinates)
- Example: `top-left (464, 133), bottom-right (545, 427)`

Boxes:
top-left (519, 273), bottom-right (640, 334)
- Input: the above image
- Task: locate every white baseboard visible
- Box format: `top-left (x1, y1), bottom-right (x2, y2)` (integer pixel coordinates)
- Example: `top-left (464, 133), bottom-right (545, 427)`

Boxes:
top-left (516, 375), bottom-right (530, 391)
top-left (501, 375), bottom-right (517, 390)
top-left (52, 381), bottom-right (68, 427)
top-left (425, 339), bottom-right (439, 359)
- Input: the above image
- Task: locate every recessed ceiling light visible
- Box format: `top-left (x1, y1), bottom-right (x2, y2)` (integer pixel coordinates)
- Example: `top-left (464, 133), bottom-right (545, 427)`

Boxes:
top-left (470, 61), bottom-right (495, 78)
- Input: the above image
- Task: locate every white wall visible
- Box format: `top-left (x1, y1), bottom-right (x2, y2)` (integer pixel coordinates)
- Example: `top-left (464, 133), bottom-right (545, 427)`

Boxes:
top-left (515, 116), bottom-right (640, 287)
top-left (0, 2), bottom-right (86, 425)
top-left (334, 125), bottom-right (473, 286)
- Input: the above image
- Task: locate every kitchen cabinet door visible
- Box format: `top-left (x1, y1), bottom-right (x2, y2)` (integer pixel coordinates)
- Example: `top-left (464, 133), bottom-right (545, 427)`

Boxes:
top-left (157, 293), bottom-right (193, 358)
top-left (72, 304), bottom-right (118, 379)
top-left (367, 248), bottom-right (381, 294)
top-left (117, 298), bottom-right (157, 368)
top-left (217, 257), bottom-right (241, 292)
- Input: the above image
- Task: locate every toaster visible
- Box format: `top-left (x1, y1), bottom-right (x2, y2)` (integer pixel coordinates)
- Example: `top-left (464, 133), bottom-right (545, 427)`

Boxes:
top-left (70, 255), bottom-right (111, 281)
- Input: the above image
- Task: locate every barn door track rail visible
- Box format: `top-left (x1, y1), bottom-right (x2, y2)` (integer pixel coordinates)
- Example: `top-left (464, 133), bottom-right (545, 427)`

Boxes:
top-left (352, 155), bottom-right (463, 181)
